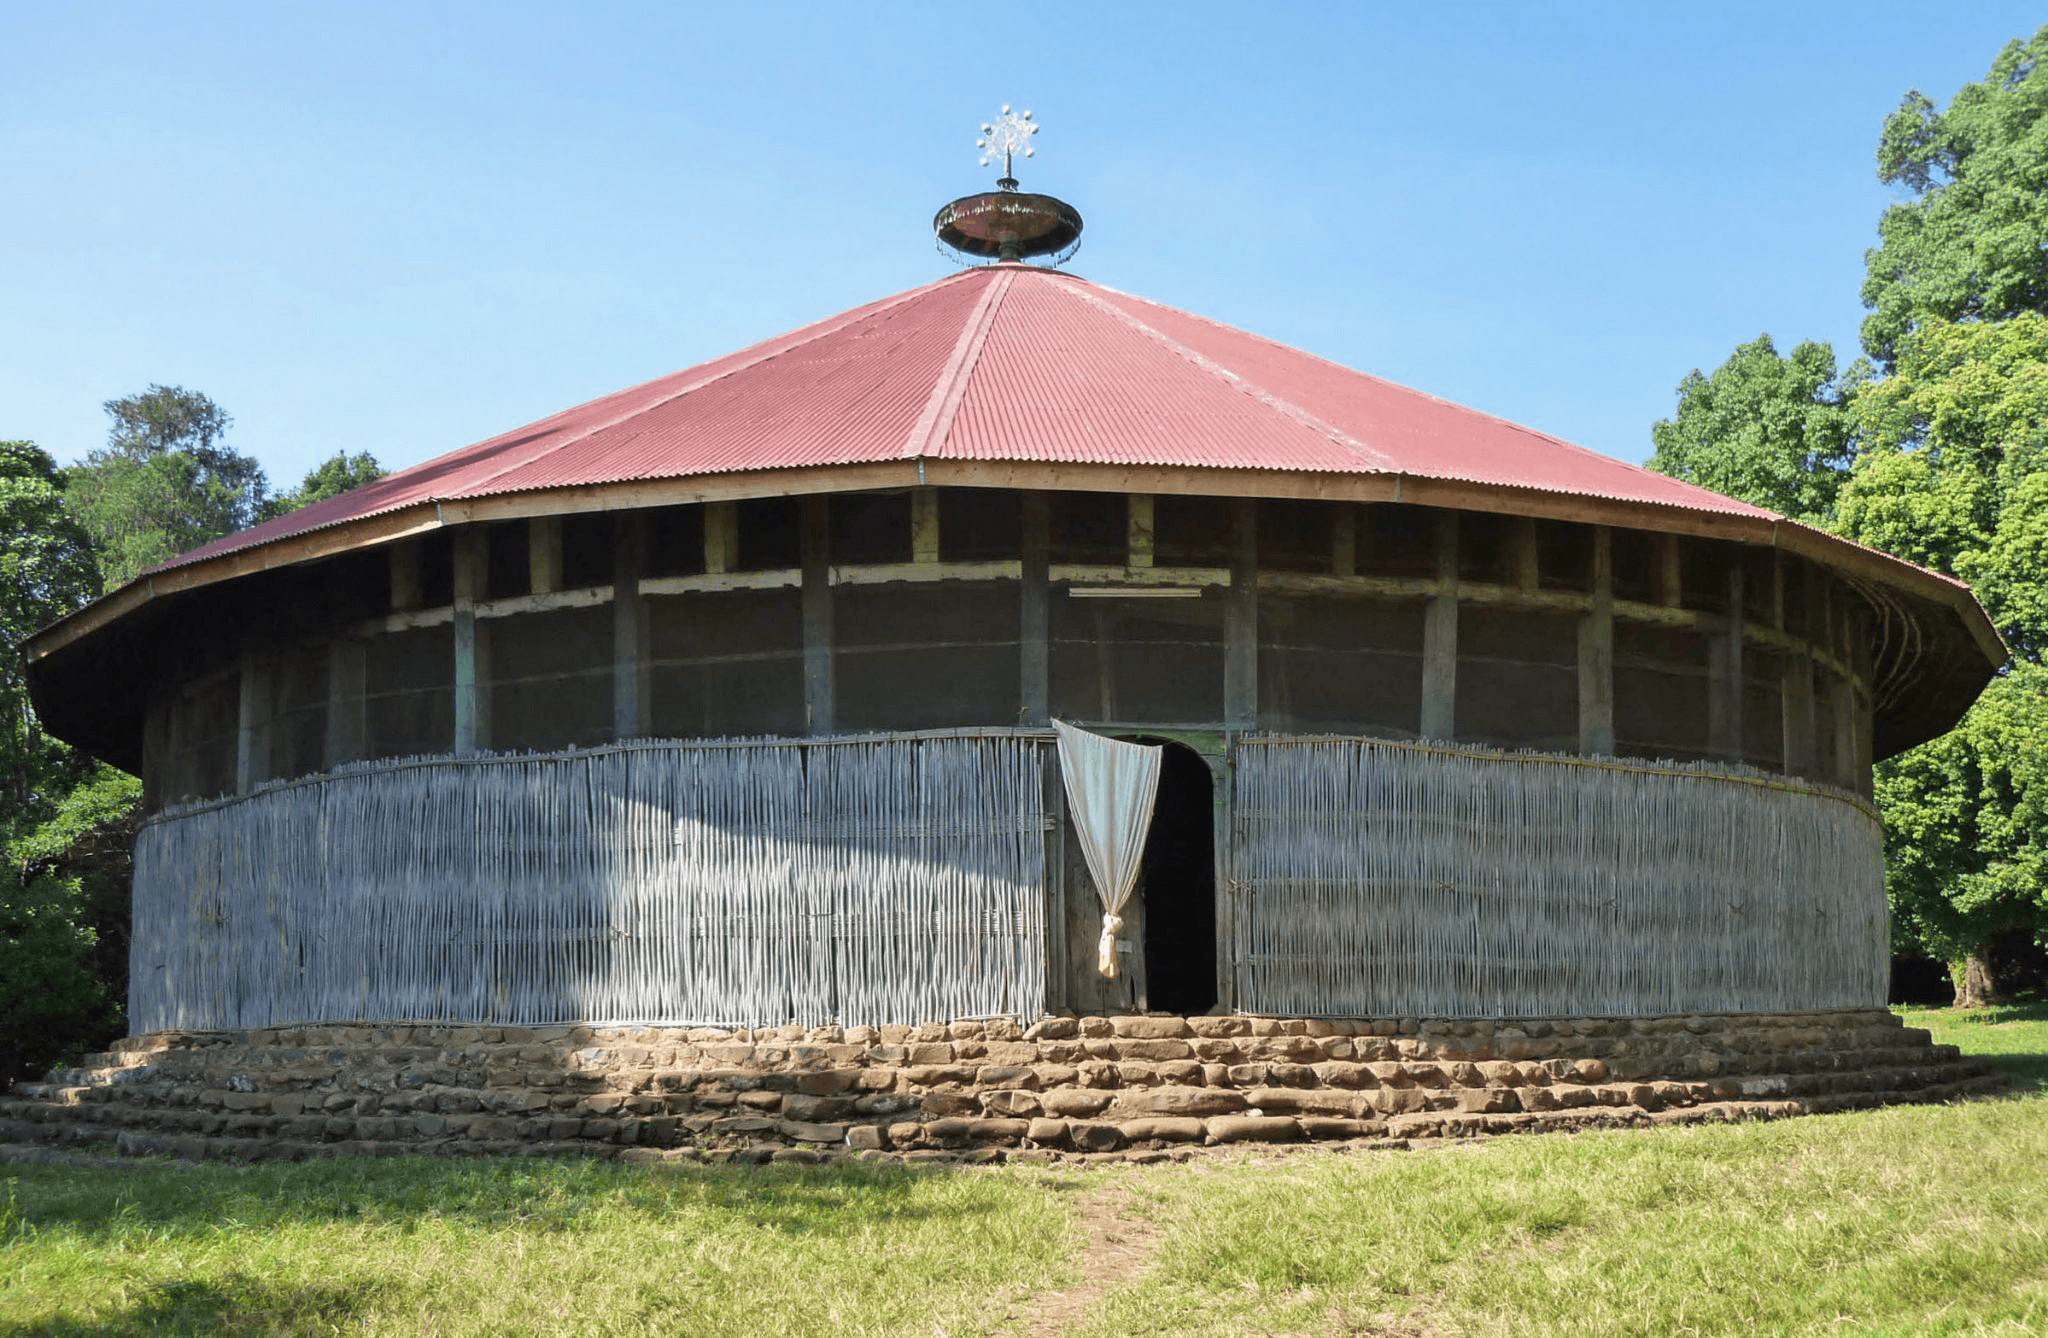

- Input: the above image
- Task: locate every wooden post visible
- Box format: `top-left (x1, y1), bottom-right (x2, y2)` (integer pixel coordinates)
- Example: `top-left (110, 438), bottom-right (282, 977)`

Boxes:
top-left (1331, 506), bottom-right (1357, 578)
top-left (1831, 590), bottom-right (1857, 788)
top-left (1577, 526), bottom-right (1614, 756)
top-left (529, 516), bottom-right (562, 595)
top-left (704, 501), bottom-right (739, 575)
top-left (1420, 512), bottom-right (1459, 740)
top-left (613, 513), bottom-right (649, 740)
top-left (390, 539), bottom-right (422, 611)
top-left (1508, 516), bottom-right (1540, 592)
top-left (324, 639), bottom-right (366, 769)
top-left (802, 496), bottom-right (834, 735)
top-left (1224, 498), bottom-right (1257, 728)
top-left (911, 488), bottom-right (940, 565)
top-left (452, 528), bottom-right (487, 755)
top-left (1709, 564), bottom-right (1744, 760)
top-left (1655, 534), bottom-right (1682, 608)
top-left (1127, 494), bottom-right (1155, 569)
top-left (1020, 491), bottom-right (1050, 727)
top-left (235, 650), bottom-right (271, 793)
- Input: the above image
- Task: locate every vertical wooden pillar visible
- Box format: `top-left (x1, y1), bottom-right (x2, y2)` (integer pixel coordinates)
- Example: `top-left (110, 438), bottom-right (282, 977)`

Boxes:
top-left (911, 488), bottom-right (941, 565)
top-left (1420, 512), bottom-right (1459, 740)
top-left (1508, 516), bottom-right (1540, 593)
top-left (1127, 494), bottom-right (1155, 569)
top-left (1224, 498), bottom-right (1257, 728)
top-left (390, 539), bottom-right (422, 611)
top-left (1654, 534), bottom-right (1682, 608)
top-left (324, 639), bottom-right (367, 769)
top-left (1020, 491), bottom-right (1050, 727)
top-left (613, 513), bottom-right (649, 740)
top-left (452, 528), bottom-right (488, 755)
top-left (235, 650), bottom-right (271, 793)
top-left (1577, 526), bottom-right (1614, 756)
top-left (1832, 594), bottom-right (1858, 789)
top-left (704, 501), bottom-right (739, 575)
top-left (801, 496), bottom-right (834, 736)
top-left (1331, 506), bottom-right (1357, 578)
top-left (529, 517), bottom-right (562, 595)
top-left (1781, 558), bottom-right (1816, 779)
top-left (1709, 565), bottom-right (1745, 760)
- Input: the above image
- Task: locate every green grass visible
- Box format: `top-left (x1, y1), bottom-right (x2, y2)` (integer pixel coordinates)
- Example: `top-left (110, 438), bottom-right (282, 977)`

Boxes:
top-left (1904, 998), bottom-right (2048, 1093)
top-left (0, 1157), bottom-right (1075, 1335)
top-left (5, 1006), bottom-right (2046, 1336)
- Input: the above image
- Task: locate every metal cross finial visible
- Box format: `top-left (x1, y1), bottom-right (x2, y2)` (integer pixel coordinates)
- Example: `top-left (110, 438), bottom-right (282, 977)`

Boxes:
top-left (975, 105), bottom-right (1039, 187)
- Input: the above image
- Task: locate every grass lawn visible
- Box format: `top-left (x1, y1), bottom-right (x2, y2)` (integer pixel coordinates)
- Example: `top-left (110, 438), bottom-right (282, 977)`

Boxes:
top-left (3, 1004), bottom-right (2044, 1336)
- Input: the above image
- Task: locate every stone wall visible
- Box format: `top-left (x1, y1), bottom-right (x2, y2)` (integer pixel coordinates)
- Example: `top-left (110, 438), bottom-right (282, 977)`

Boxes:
top-left (1, 1009), bottom-right (2004, 1166)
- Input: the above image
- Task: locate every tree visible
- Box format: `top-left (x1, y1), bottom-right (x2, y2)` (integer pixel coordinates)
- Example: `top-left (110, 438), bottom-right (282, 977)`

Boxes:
top-left (260, 450), bottom-right (385, 522)
top-left (1649, 335), bottom-right (1862, 524)
top-left (1861, 26), bottom-right (2048, 367)
top-left (1834, 316), bottom-right (2048, 1001)
top-left (63, 386), bottom-right (267, 586)
top-left (0, 442), bottom-right (100, 833)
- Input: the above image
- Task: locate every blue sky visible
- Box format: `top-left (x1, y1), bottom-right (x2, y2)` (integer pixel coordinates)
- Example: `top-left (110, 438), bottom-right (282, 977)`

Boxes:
top-left (5, 3), bottom-right (2044, 490)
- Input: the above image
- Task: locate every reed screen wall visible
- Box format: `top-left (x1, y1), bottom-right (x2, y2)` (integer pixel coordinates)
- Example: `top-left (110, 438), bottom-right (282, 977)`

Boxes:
top-left (132, 732), bottom-right (1053, 1032)
top-left (1230, 736), bottom-right (1887, 1018)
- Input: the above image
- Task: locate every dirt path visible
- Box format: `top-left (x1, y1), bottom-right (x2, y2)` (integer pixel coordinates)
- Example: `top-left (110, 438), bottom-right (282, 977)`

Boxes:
top-left (1013, 1176), bottom-right (1165, 1337)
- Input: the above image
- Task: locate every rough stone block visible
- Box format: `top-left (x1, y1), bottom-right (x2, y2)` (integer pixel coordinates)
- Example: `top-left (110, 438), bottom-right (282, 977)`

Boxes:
top-left (1026, 1117), bottom-right (1068, 1146)
top-left (980, 1090), bottom-right (1042, 1117)
top-left (1118, 1087), bottom-right (1246, 1117)
top-left (977, 1065), bottom-right (1037, 1089)
top-left (846, 1125), bottom-right (884, 1150)
top-left (1040, 1089), bottom-right (1114, 1118)
top-left (779, 1120), bottom-right (846, 1144)
top-left (1298, 1117), bottom-right (1375, 1140)
top-left (1119, 1116), bottom-right (1205, 1143)
top-left (1069, 1121), bottom-right (1125, 1151)
top-left (1455, 1088), bottom-right (1521, 1114)
top-left (1205, 1115), bottom-right (1298, 1144)
top-left (796, 1069), bottom-right (857, 1095)
top-left (1111, 1016), bottom-right (1192, 1040)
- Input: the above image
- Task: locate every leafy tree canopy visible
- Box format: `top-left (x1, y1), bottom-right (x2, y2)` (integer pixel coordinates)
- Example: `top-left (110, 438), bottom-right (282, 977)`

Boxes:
top-left (1649, 335), bottom-right (1863, 524)
top-left (1862, 25), bottom-right (2048, 366)
top-left (0, 441), bottom-right (101, 835)
top-left (63, 386), bottom-right (267, 587)
top-left (260, 450), bottom-right (385, 523)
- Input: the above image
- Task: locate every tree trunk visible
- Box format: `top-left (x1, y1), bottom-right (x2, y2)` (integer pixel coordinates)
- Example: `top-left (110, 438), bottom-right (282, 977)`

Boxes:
top-left (1951, 950), bottom-right (2000, 1008)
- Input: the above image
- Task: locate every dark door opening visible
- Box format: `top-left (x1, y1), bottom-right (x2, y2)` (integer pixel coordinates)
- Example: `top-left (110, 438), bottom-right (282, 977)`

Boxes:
top-left (1135, 740), bottom-right (1217, 1014)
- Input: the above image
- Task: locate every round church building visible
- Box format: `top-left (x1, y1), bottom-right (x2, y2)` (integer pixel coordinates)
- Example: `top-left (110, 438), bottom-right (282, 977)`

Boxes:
top-left (17, 150), bottom-right (2009, 1157)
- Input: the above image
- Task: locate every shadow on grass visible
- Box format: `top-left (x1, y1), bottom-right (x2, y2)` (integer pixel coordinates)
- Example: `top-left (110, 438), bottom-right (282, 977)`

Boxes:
top-left (4, 1155), bottom-right (978, 1248)
top-left (1, 1274), bottom-right (375, 1337)
top-left (1901, 999), bottom-right (2048, 1094)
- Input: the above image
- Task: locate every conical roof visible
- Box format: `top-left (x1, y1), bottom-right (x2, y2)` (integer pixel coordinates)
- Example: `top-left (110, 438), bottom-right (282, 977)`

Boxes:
top-left (165, 263), bottom-right (1779, 575)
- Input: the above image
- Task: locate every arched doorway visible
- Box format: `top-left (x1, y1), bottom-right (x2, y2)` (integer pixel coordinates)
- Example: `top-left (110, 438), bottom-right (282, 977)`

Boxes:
top-left (1134, 740), bottom-right (1217, 1013)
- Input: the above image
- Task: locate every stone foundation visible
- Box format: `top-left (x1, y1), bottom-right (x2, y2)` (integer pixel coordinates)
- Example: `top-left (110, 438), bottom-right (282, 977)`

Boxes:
top-left (0, 1009), bottom-right (2004, 1166)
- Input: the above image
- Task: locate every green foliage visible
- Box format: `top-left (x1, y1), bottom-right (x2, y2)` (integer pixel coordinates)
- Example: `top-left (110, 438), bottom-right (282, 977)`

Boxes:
top-left (260, 450), bottom-right (386, 522)
top-left (62, 385), bottom-right (267, 587)
top-left (1649, 334), bottom-right (1862, 523)
top-left (0, 871), bottom-right (117, 1086)
top-left (1862, 25), bottom-right (2048, 366)
top-left (0, 442), bottom-right (100, 834)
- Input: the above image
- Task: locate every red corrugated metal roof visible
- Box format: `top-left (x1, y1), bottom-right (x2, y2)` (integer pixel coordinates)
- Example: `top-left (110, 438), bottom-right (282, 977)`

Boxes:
top-left (166, 263), bottom-right (1776, 572)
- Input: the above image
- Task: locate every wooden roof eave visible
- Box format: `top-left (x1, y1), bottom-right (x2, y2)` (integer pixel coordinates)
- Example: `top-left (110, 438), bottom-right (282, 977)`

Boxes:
top-left (21, 457), bottom-right (2008, 687)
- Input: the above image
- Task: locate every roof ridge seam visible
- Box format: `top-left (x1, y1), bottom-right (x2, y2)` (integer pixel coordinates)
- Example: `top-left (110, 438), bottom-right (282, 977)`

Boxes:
top-left (902, 268), bottom-right (1012, 460)
top-left (446, 279), bottom-right (956, 502)
top-left (1052, 276), bottom-right (1398, 472)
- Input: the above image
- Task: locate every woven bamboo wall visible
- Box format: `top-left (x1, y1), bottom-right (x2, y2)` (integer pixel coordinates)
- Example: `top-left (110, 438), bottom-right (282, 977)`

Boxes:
top-left (131, 732), bottom-right (1053, 1032)
top-left (1231, 736), bottom-right (1887, 1017)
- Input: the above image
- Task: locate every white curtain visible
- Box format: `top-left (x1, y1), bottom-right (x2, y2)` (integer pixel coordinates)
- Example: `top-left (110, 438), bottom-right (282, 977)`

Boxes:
top-left (1053, 721), bottom-right (1163, 978)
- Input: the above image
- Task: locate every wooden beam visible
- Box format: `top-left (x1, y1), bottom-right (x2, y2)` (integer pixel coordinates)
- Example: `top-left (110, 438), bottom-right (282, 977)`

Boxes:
top-left (452, 528), bottom-right (487, 755)
top-left (1331, 506), bottom-right (1357, 578)
top-left (528, 516), bottom-right (562, 596)
top-left (1020, 491), bottom-right (1050, 727)
top-left (1708, 564), bottom-right (1744, 760)
top-left (1654, 534), bottom-right (1682, 609)
top-left (1508, 516), bottom-right (1540, 592)
top-left (1420, 512), bottom-right (1459, 740)
top-left (234, 651), bottom-right (271, 794)
top-left (802, 496), bottom-right (834, 735)
top-left (704, 500), bottom-right (739, 575)
top-left (1577, 526), bottom-right (1614, 756)
top-left (324, 639), bottom-right (366, 769)
top-left (613, 513), bottom-right (649, 740)
top-left (390, 539), bottom-right (422, 612)
top-left (1127, 493), bottom-right (1155, 569)
top-left (911, 488), bottom-right (940, 564)
top-left (1225, 498), bottom-right (1257, 728)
